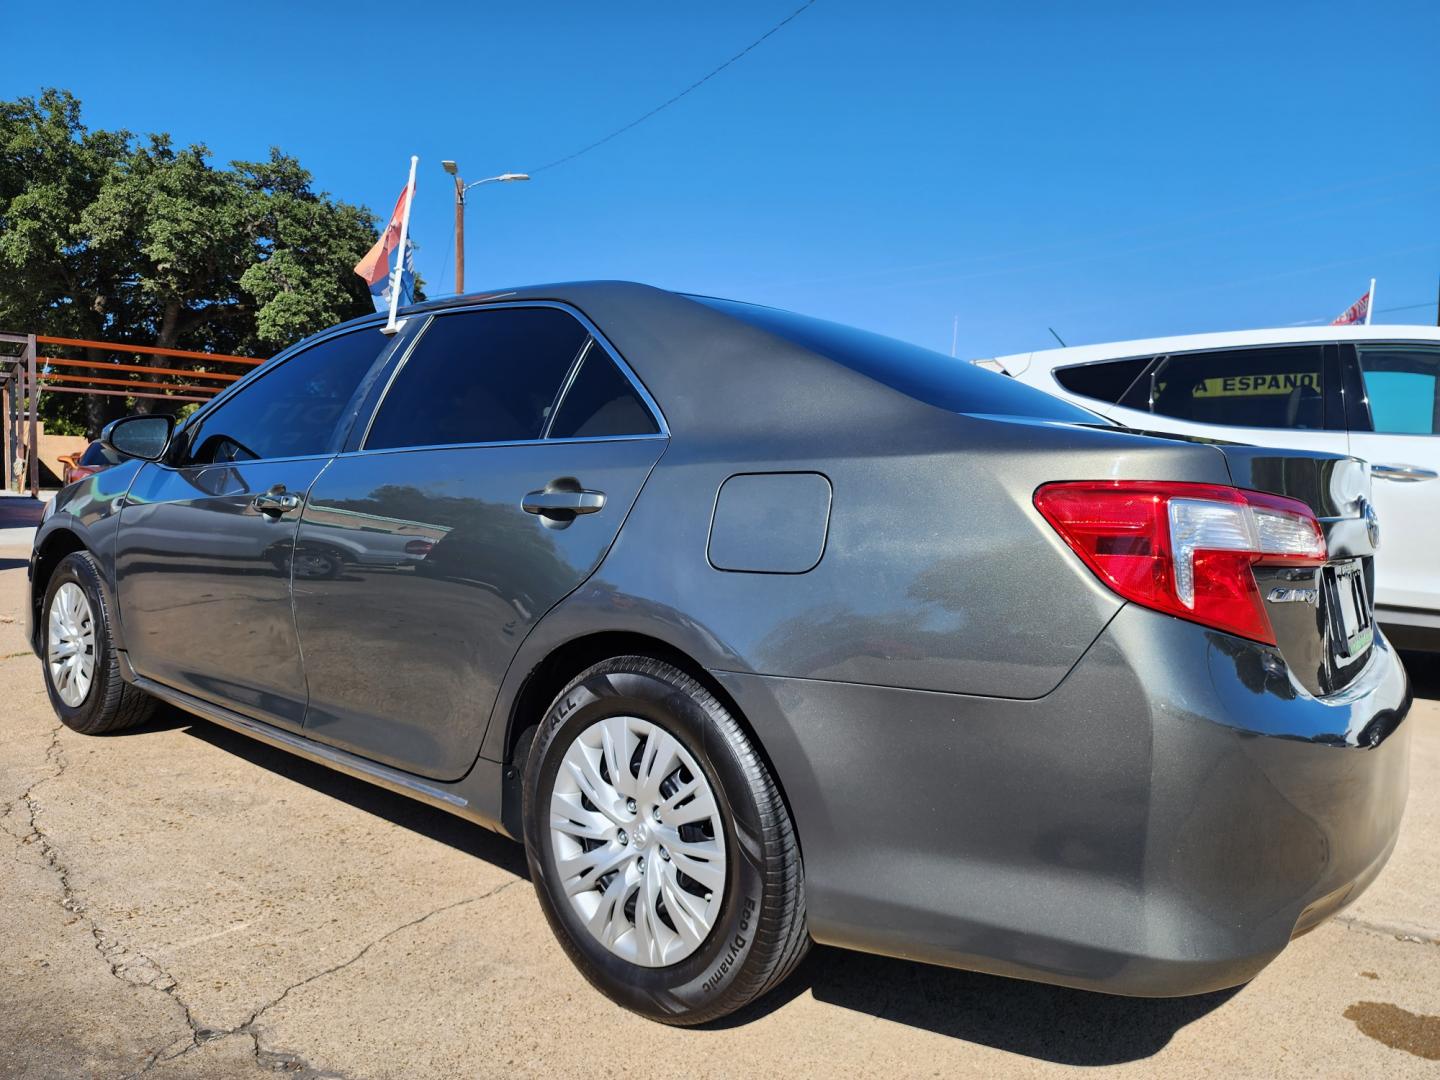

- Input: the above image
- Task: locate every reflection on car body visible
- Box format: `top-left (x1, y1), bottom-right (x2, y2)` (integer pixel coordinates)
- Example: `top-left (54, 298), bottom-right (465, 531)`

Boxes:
top-left (26, 283), bottom-right (1413, 1026)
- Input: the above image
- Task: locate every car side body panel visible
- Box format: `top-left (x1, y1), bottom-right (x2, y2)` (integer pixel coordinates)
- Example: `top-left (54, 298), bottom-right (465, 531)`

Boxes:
top-left (476, 411), bottom-right (1239, 767)
top-left (26, 458), bottom-right (145, 656)
top-left (115, 456), bottom-right (334, 730)
top-left (26, 283), bottom-right (1414, 1001)
top-left (292, 436), bottom-right (667, 780)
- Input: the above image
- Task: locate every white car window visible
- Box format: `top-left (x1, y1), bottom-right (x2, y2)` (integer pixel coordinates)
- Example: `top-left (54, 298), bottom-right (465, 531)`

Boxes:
top-left (1356, 346), bottom-right (1440, 435)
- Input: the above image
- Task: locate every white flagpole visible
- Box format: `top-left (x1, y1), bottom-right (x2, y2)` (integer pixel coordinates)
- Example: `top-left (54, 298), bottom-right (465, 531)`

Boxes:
top-left (384, 155), bottom-right (419, 335)
top-left (1365, 277), bottom-right (1375, 326)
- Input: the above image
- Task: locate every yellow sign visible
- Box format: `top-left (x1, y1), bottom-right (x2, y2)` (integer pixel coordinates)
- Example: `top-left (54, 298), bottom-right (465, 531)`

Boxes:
top-left (1189, 372), bottom-right (1321, 398)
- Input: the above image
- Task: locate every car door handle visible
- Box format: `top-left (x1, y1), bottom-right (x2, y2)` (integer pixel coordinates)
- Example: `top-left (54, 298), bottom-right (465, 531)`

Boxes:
top-left (253, 491), bottom-right (302, 515)
top-left (1371, 463), bottom-right (1439, 483)
top-left (522, 489), bottom-right (606, 516)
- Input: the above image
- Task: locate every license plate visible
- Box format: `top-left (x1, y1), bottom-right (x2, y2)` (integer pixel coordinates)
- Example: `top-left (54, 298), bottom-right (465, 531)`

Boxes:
top-left (1327, 561), bottom-right (1373, 660)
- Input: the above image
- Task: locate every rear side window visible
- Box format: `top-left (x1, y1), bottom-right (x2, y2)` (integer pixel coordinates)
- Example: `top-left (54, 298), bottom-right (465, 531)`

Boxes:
top-left (183, 329), bottom-right (387, 465)
top-left (365, 307), bottom-right (589, 450)
top-left (691, 296), bottom-right (1102, 422)
top-left (547, 341), bottom-right (660, 439)
top-left (1149, 346), bottom-right (1326, 429)
top-left (1054, 357), bottom-right (1152, 408)
top-left (1355, 346), bottom-right (1440, 435)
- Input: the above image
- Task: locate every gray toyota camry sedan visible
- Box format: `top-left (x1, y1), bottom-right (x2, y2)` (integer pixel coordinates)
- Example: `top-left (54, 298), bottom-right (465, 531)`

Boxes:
top-left (27, 282), bottom-right (1411, 1024)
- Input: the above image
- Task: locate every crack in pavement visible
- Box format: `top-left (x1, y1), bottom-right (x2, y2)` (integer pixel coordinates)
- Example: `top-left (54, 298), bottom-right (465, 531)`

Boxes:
top-left (1336, 914), bottom-right (1440, 947)
top-left (132, 878), bottom-right (523, 1078)
top-left (3, 718), bottom-right (520, 1079)
top-left (5, 722), bottom-right (210, 1075)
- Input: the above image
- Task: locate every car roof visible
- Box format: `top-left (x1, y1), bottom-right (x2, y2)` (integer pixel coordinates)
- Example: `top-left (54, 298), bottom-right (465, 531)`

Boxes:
top-left (310, 280), bottom-right (1095, 443)
top-left (981, 324), bottom-right (1440, 376)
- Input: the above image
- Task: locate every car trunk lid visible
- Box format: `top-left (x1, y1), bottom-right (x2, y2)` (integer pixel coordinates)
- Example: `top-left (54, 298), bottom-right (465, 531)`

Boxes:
top-left (1214, 445), bottom-right (1377, 695)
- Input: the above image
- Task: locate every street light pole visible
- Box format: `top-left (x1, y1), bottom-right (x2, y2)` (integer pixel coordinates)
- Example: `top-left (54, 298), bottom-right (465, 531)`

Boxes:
top-left (440, 162), bottom-right (529, 295)
top-left (451, 170), bottom-right (465, 293)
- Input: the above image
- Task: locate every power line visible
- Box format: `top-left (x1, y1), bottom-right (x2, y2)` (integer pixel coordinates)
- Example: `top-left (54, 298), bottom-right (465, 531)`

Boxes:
top-left (528, 1), bottom-right (817, 174)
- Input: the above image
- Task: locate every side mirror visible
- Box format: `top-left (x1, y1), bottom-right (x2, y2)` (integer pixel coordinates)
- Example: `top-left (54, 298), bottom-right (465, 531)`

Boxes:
top-left (101, 414), bottom-right (175, 462)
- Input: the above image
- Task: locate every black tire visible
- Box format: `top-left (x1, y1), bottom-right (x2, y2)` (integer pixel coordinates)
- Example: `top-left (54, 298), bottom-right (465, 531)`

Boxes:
top-left (522, 656), bottom-right (809, 1025)
top-left (41, 551), bottom-right (155, 735)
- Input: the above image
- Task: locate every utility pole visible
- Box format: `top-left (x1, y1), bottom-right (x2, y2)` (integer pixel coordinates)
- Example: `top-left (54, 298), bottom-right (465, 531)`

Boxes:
top-left (26, 334), bottom-right (38, 498)
top-left (453, 175), bottom-right (465, 294)
top-left (440, 162), bottom-right (529, 295)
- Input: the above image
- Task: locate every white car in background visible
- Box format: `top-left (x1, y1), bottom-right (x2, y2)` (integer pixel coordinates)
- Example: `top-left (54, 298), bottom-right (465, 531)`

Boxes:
top-left (978, 325), bottom-right (1440, 651)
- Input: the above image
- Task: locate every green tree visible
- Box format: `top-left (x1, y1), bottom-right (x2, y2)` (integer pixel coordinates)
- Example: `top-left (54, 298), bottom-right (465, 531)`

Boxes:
top-left (0, 88), bottom-right (383, 431)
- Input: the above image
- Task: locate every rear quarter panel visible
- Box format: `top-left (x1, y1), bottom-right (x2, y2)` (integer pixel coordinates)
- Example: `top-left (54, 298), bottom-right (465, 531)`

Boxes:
top-left (481, 405), bottom-right (1239, 762)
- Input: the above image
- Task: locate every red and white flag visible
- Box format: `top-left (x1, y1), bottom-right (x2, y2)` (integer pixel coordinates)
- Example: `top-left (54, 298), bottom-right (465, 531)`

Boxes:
top-left (354, 184), bottom-right (414, 288)
top-left (1331, 281), bottom-right (1375, 326)
top-left (354, 156), bottom-right (420, 331)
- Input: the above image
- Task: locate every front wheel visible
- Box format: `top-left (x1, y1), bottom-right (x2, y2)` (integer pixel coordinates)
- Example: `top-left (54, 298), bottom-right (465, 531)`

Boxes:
top-left (41, 551), bottom-right (155, 735)
top-left (523, 656), bottom-right (808, 1025)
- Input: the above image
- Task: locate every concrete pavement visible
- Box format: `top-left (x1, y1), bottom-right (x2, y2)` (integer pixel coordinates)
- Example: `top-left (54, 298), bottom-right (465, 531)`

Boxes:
top-left (1, 548), bottom-right (1436, 1078)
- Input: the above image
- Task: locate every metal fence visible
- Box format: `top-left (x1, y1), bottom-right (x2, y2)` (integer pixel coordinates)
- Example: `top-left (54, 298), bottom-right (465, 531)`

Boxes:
top-left (0, 332), bottom-right (262, 497)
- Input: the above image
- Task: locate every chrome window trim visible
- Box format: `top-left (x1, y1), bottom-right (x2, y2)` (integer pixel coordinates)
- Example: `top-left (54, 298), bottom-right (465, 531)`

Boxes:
top-left (358, 300), bottom-right (669, 453)
top-left (165, 451), bottom-right (337, 474)
top-left (541, 337), bottom-right (596, 440)
top-left (336, 433), bottom-right (669, 462)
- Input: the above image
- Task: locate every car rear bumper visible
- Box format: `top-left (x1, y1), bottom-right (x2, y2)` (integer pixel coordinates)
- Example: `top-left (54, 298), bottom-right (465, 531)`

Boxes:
top-left (713, 603), bottom-right (1412, 997)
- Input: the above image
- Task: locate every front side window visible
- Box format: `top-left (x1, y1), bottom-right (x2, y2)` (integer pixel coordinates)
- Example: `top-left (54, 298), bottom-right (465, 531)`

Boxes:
top-left (1148, 346), bottom-right (1326, 429)
top-left (365, 307), bottom-right (589, 450)
top-left (1356, 345), bottom-right (1440, 435)
top-left (182, 329), bottom-right (387, 465)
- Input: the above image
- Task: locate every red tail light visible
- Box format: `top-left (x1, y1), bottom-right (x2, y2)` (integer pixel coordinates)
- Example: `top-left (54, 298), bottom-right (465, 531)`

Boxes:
top-left (1033, 481), bottom-right (1327, 645)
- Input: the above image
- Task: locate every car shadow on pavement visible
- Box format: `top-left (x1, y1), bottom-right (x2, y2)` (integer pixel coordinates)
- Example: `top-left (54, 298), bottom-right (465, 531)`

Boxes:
top-left (1402, 651), bottom-right (1440, 700)
top-left (145, 708), bottom-right (530, 878)
top-left (718, 945), bottom-right (1240, 1065)
top-left (127, 708), bottom-right (1237, 1063)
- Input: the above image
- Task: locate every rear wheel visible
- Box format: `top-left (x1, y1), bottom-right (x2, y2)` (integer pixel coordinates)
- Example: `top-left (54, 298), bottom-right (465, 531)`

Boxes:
top-left (523, 656), bottom-right (808, 1025)
top-left (41, 551), bottom-right (154, 735)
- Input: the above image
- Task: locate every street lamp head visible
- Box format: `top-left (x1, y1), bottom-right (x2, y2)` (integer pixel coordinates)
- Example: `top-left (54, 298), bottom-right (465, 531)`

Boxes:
top-left (499, 173), bottom-right (530, 182)
top-left (441, 160), bottom-right (458, 175)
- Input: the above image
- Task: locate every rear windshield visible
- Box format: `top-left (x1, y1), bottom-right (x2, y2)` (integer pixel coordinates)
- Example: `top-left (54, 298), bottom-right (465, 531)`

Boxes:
top-left (691, 296), bottom-right (1102, 423)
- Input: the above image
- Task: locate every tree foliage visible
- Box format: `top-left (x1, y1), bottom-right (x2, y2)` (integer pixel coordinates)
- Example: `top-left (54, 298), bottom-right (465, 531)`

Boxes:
top-left (0, 88), bottom-right (383, 430)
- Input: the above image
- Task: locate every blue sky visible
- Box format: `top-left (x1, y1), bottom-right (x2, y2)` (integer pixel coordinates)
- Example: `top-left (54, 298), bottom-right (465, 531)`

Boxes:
top-left (6, 1), bottom-right (1438, 357)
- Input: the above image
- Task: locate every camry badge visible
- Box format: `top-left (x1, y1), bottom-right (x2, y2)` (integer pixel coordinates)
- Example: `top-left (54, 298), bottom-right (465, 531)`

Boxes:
top-left (1267, 587), bottom-right (1319, 605)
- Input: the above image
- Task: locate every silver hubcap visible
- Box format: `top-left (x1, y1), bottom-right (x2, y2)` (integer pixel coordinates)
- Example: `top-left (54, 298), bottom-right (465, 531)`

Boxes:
top-left (550, 715), bottom-right (727, 967)
top-left (47, 582), bottom-right (96, 708)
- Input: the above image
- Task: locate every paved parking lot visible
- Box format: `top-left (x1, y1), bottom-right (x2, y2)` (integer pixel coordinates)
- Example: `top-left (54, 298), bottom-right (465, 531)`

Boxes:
top-left (1, 546), bottom-right (1437, 1079)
